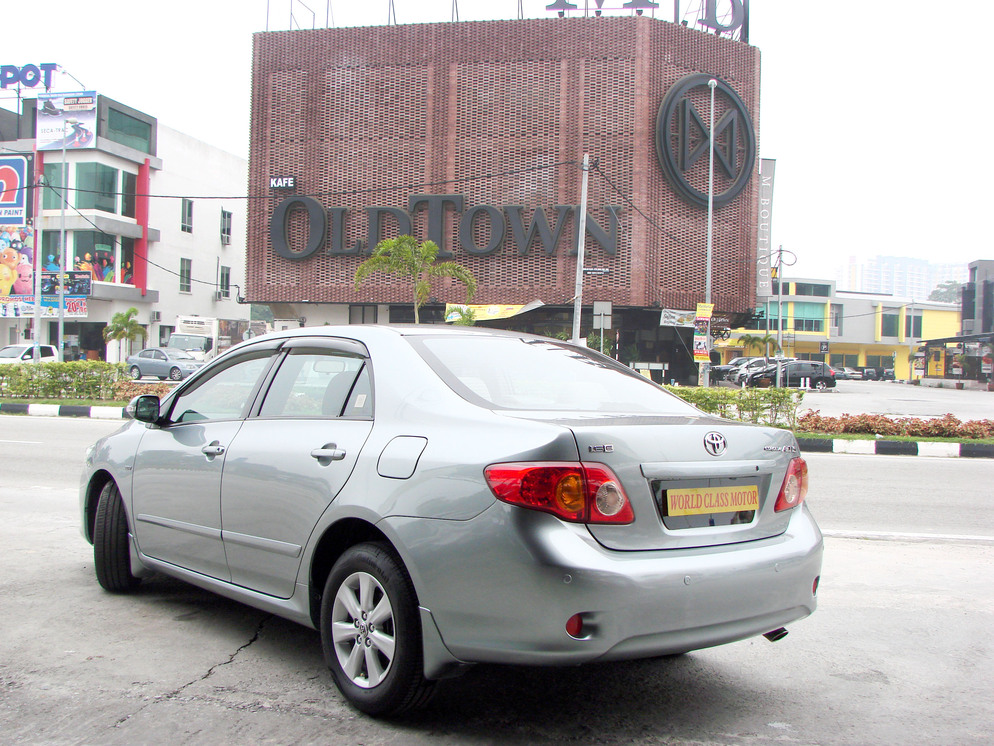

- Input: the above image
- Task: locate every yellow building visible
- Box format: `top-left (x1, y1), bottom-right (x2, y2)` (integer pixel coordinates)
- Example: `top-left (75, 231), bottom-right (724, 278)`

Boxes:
top-left (717, 279), bottom-right (960, 380)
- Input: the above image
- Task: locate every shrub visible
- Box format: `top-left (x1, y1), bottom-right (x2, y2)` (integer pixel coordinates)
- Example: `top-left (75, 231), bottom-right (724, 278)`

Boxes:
top-left (0, 361), bottom-right (126, 400)
top-left (797, 410), bottom-right (994, 439)
top-left (664, 385), bottom-right (804, 428)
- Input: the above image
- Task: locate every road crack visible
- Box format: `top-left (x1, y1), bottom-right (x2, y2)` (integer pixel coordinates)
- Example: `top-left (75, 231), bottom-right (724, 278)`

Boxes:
top-left (114, 614), bottom-right (272, 728)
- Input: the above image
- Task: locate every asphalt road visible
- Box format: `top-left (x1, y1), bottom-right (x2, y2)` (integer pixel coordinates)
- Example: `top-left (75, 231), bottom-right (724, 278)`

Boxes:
top-left (791, 379), bottom-right (994, 421)
top-left (0, 416), bottom-right (991, 745)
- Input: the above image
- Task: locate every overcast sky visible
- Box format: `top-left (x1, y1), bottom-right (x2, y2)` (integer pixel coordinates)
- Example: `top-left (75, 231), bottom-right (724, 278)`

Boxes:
top-left (4, 0), bottom-right (990, 284)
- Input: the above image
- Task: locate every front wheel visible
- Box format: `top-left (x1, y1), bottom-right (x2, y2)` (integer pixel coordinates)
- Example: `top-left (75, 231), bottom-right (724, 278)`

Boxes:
top-left (321, 543), bottom-right (435, 716)
top-left (168, 367), bottom-right (183, 381)
top-left (93, 482), bottom-right (141, 592)
top-left (129, 366), bottom-right (142, 380)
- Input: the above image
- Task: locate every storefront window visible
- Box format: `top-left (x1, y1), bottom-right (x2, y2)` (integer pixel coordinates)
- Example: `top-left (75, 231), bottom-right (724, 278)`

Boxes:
top-left (75, 163), bottom-right (118, 214)
top-left (122, 172), bottom-right (137, 218)
top-left (42, 163), bottom-right (66, 210)
top-left (120, 237), bottom-right (135, 284)
top-left (107, 108), bottom-right (153, 154)
top-left (74, 231), bottom-right (118, 282)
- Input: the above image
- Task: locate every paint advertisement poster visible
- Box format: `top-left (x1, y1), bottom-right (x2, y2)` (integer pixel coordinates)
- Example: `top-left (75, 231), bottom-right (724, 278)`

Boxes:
top-left (0, 155), bottom-right (32, 222)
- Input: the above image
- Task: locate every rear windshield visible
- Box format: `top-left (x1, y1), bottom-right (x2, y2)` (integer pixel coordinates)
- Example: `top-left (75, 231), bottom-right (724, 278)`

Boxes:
top-left (412, 336), bottom-right (698, 415)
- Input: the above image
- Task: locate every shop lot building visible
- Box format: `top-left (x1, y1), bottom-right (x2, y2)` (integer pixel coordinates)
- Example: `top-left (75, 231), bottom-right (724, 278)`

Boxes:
top-left (247, 14), bottom-right (763, 383)
top-left (719, 277), bottom-right (961, 381)
top-left (0, 95), bottom-right (249, 361)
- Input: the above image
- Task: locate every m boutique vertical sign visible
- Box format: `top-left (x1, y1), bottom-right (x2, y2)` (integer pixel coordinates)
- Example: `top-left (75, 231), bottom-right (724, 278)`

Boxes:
top-left (756, 159), bottom-right (775, 299)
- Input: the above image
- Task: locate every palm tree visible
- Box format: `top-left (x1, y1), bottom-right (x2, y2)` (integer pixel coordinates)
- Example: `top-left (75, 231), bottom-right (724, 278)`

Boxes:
top-left (102, 307), bottom-right (147, 363)
top-left (354, 236), bottom-right (477, 323)
top-left (738, 332), bottom-right (780, 358)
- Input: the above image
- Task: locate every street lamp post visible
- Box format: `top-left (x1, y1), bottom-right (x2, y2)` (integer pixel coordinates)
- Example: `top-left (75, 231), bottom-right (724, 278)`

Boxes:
top-left (700, 78), bottom-right (717, 387)
top-left (571, 153), bottom-right (591, 343)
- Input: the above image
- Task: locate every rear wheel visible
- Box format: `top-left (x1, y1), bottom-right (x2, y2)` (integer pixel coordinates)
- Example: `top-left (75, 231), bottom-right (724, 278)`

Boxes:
top-left (129, 366), bottom-right (142, 380)
top-left (321, 543), bottom-right (435, 716)
top-left (168, 367), bottom-right (183, 381)
top-left (812, 377), bottom-right (830, 390)
top-left (93, 482), bottom-right (141, 593)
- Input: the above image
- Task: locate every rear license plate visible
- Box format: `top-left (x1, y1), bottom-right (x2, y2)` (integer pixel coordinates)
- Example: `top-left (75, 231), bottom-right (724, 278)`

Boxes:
top-left (666, 485), bottom-right (760, 516)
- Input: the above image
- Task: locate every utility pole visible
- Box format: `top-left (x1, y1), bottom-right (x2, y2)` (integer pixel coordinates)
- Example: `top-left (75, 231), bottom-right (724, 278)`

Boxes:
top-left (571, 153), bottom-right (590, 343)
top-left (700, 78), bottom-right (717, 387)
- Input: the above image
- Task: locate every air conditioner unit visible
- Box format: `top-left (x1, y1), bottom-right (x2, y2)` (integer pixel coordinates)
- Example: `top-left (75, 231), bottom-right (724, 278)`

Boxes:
top-left (220, 234), bottom-right (231, 246)
top-left (212, 291), bottom-right (224, 302)
top-left (151, 311), bottom-right (162, 323)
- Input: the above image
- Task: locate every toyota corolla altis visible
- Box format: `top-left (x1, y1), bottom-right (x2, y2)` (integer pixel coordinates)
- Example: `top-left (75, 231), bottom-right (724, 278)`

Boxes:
top-left (80, 325), bottom-right (822, 716)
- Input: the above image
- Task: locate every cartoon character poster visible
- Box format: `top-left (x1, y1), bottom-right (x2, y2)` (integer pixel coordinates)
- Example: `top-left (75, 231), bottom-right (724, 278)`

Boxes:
top-left (0, 224), bottom-right (35, 297)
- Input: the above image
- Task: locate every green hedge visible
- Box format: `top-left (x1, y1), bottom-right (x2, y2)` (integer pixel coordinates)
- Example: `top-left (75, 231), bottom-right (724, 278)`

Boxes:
top-left (664, 385), bottom-right (804, 428)
top-left (0, 361), bottom-right (126, 400)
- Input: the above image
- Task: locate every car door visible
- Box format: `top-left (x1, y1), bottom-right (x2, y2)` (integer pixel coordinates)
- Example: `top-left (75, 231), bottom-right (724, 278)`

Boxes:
top-left (219, 338), bottom-right (374, 598)
top-left (130, 344), bottom-right (280, 580)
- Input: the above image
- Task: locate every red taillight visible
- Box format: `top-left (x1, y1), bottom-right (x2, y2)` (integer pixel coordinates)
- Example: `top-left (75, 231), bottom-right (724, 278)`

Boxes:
top-left (774, 457), bottom-right (809, 512)
top-left (565, 614), bottom-right (584, 638)
top-left (484, 462), bottom-right (634, 524)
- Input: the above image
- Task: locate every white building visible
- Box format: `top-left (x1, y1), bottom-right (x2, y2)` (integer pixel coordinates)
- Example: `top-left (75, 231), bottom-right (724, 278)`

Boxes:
top-left (838, 255), bottom-right (967, 300)
top-left (0, 94), bottom-right (249, 361)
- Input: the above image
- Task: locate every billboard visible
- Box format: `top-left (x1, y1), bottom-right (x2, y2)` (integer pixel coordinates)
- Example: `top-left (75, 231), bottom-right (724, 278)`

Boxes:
top-left (36, 92), bottom-right (97, 150)
top-left (0, 155), bottom-right (31, 223)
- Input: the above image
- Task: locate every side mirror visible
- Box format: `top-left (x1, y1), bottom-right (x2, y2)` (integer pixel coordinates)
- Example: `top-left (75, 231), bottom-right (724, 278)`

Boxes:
top-left (127, 394), bottom-right (161, 423)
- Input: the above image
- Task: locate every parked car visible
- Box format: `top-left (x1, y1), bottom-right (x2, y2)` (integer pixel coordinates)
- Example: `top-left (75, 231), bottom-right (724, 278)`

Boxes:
top-left (747, 360), bottom-right (837, 390)
top-left (728, 357), bottom-right (793, 385)
top-left (861, 367), bottom-right (879, 380)
top-left (0, 343), bottom-right (58, 364)
top-left (836, 367), bottom-right (863, 380)
top-left (710, 356), bottom-right (755, 382)
top-left (80, 326), bottom-right (822, 717)
top-left (126, 347), bottom-right (204, 381)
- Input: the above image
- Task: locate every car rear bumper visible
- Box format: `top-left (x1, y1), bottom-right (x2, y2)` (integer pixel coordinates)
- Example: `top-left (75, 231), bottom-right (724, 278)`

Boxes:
top-left (387, 503), bottom-right (823, 667)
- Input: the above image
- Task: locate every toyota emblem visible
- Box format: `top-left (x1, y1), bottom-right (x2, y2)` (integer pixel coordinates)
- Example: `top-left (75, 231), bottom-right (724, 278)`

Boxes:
top-left (703, 432), bottom-right (727, 456)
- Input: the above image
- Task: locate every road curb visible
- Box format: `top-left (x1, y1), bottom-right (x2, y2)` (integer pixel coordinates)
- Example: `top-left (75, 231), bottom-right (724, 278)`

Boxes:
top-left (799, 438), bottom-right (994, 459)
top-left (0, 403), bottom-right (126, 419)
top-left (4, 404), bottom-right (992, 458)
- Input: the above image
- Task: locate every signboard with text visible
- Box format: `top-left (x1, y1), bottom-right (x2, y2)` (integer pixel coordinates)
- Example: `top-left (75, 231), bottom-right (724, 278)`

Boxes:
top-left (36, 92), bottom-right (97, 151)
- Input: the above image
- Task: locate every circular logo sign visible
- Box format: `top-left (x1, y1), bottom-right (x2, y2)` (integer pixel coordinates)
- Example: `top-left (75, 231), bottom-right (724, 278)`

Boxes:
top-left (703, 431), bottom-right (727, 457)
top-left (655, 74), bottom-right (756, 208)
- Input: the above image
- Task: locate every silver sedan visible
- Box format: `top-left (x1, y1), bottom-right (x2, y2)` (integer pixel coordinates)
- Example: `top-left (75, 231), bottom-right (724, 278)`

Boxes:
top-left (80, 326), bottom-right (822, 717)
top-left (125, 346), bottom-right (203, 381)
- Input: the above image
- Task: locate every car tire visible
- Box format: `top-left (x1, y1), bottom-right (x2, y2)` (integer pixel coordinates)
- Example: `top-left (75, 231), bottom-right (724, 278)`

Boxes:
top-left (812, 378), bottom-right (829, 390)
top-left (129, 366), bottom-right (142, 380)
top-left (93, 482), bottom-right (141, 593)
top-left (168, 367), bottom-right (183, 381)
top-left (320, 542), bottom-right (436, 716)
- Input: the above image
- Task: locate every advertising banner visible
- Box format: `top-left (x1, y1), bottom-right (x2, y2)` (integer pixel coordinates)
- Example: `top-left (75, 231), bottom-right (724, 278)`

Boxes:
top-left (756, 159), bottom-right (775, 299)
top-left (36, 91), bottom-right (97, 150)
top-left (693, 303), bottom-right (714, 363)
top-left (0, 295), bottom-right (87, 318)
top-left (41, 270), bottom-right (91, 296)
top-left (0, 224), bottom-right (35, 296)
top-left (444, 300), bottom-right (544, 323)
top-left (0, 155), bottom-right (31, 222)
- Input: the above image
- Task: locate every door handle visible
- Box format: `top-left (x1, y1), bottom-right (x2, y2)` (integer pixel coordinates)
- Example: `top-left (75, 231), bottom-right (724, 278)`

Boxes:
top-left (311, 447), bottom-right (346, 462)
top-left (202, 441), bottom-right (226, 457)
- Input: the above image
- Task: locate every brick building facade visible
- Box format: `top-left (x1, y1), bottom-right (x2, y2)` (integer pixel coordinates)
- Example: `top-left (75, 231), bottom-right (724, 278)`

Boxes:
top-left (247, 16), bottom-right (761, 375)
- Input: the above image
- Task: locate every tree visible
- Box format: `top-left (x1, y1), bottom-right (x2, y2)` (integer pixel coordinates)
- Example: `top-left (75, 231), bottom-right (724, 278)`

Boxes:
top-left (353, 236), bottom-right (477, 324)
top-left (102, 307), bottom-right (147, 363)
top-left (928, 280), bottom-right (962, 303)
top-left (738, 332), bottom-right (780, 357)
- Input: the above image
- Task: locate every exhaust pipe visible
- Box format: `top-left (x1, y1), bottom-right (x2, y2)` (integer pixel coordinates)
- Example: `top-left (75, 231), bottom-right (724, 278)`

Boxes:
top-left (763, 627), bottom-right (789, 642)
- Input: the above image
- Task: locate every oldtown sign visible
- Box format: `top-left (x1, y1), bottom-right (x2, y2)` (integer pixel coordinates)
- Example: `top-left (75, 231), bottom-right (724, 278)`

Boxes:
top-left (655, 73), bottom-right (756, 208)
top-left (270, 194), bottom-right (623, 261)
